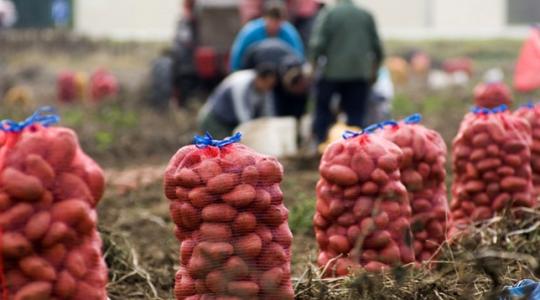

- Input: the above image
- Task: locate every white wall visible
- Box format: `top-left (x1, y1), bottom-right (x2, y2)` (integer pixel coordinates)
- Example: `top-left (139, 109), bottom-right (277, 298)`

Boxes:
top-left (356, 0), bottom-right (527, 39)
top-left (74, 0), bottom-right (179, 41)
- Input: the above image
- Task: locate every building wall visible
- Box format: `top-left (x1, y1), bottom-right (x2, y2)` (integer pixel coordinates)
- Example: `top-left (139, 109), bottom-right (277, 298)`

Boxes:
top-left (74, 0), bottom-right (179, 41)
top-left (73, 0), bottom-right (527, 41)
top-left (356, 0), bottom-right (527, 39)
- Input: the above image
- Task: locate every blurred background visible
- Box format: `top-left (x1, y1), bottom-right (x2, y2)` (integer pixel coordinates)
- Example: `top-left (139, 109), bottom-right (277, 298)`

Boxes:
top-left (1, 1), bottom-right (540, 299)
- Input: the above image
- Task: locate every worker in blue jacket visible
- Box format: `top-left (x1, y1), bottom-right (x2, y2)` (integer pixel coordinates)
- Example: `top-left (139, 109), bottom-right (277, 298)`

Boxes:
top-left (230, 1), bottom-right (305, 72)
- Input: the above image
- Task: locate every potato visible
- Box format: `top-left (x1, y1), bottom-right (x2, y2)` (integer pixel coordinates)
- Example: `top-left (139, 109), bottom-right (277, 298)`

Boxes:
top-left (258, 243), bottom-right (287, 268)
top-left (42, 222), bottom-right (76, 246)
top-left (24, 211), bottom-right (51, 241)
top-left (0, 203), bottom-right (34, 229)
top-left (328, 199), bottom-right (345, 218)
top-left (199, 242), bottom-right (234, 263)
top-left (51, 199), bottom-right (89, 225)
top-left (179, 202), bottom-right (201, 230)
top-left (261, 206), bottom-right (285, 227)
top-left (223, 256), bottom-right (249, 279)
top-left (360, 182), bottom-right (378, 195)
top-left (206, 270), bottom-right (227, 293)
top-left (206, 173), bottom-right (238, 194)
top-left (363, 261), bottom-right (389, 272)
top-left (256, 159), bottom-right (283, 184)
top-left (66, 251), bottom-right (88, 279)
top-left (412, 199), bottom-right (432, 213)
top-left (351, 153), bottom-right (375, 181)
top-left (464, 180), bottom-right (485, 193)
top-left (234, 233), bottom-right (262, 258)
top-left (46, 129), bottom-right (78, 170)
top-left (1, 168), bottom-right (44, 202)
top-left (181, 239), bottom-right (196, 265)
top-left (272, 223), bottom-right (293, 247)
top-left (222, 184), bottom-right (256, 207)
top-left (253, 189), bottom-right (272, 211)
top-left (200, 223), bottom-right (232, 242)
top-left (364, 231), bottom-right (391, 249)
top-left (371, 169), bottom-right (389, 185)
top-left (2, 232), bottom-right (31, 258)
top-left (227, 281), bottom-right (260, 297)
top-left (353, 197), bottom-right (373, 218)
top-left (42, 244), bottom-right (67, 268)
top-left (24, 154), bottom-right (55, 188)
top-left (328, 235), bottom-right (350, 254)
top-left (188, 256), bottom-right (212, 279)
top-left (324, 165), bottom-right (358, 186)
top-left (232, 212), bottom-right (257, 233)
top-left (378, 155), bottom-right (399, 172)
top-left (470, 149), bottom-right (487, 161)
top-left (54, 173), bottom-right (92, 203)
top-left (378, 243), bottom-right (401, 265)
top-left (260, 267), bottom-right (284, 291)
top-left (241, 165), bottom-right (259, 186)
top-left (13, 281), bottom-right (52, 300)
top-left (401, 169), bottom-right (423, 191)
top-left (195, 160), bottom-right (222, 183)
top-left (373, 211), bottom-right (389, 229)
top-left (501, 176), bottom-right (528, 192)
top-left (256, 226), bottom-right (273, 245)
top-left (19, 256), bottom-right (57, 281)
top-left (176, 272), bottom-right (196, 297)
top-left (188, 187), bottom-right (213, 208)
top-left (202, 204), bottom-right (237, 222)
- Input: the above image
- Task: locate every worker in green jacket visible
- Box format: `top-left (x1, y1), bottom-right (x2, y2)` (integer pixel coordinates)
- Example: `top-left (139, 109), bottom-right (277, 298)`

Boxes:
top-left (309, 0), bottom-right (384, 143)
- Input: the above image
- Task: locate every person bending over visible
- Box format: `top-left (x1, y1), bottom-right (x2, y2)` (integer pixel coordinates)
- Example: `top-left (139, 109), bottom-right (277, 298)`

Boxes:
top-left (198, 65), bottom-right (278, 139)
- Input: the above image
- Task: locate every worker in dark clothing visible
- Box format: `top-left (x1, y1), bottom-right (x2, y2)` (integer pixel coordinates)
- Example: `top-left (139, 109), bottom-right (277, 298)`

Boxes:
top-left (242, 39), bottom-right (309, 119)
top-left (309, 0), bottom-right (384, 143)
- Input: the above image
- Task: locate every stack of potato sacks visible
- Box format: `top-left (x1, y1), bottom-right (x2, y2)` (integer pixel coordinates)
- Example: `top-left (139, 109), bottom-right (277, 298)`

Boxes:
top-left (0, 108), bottom-right (107, 299)
top-left (379, 115), bottom-right (448, 263)
top-left (514, 102), bottom-right (540, 197)
top-left (315, 115), bottom-right (449, 275)
top-left (164, 133), bottom-right (294, 300)
top-left (451, 105), bottom-right (534, 232)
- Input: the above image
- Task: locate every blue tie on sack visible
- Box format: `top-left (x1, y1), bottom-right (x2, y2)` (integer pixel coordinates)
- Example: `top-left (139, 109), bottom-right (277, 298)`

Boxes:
top-left (500, 279), bottom-right (540, 300)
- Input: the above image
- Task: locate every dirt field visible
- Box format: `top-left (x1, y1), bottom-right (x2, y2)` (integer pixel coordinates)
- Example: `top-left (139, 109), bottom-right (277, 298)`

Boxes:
top-left (1, 32), bottom-right (540, 299)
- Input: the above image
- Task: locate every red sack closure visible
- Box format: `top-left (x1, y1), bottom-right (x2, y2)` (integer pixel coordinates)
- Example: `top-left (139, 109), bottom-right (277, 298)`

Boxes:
top-left (450, 105), bottom-right (534, 234)
top-left (0, 107), bottom-right (107, 299)
top-left (315, 128), bottom-right (414, 275)
top-left (514, 27), bottom-right (540, 93)
top-left (163, 133), bottom-right (294, 300)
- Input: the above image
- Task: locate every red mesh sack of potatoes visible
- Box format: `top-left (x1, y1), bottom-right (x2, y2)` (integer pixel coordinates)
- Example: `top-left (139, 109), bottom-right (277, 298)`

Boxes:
top-left (163, 133), bottom-right (294, 300)
top-left (314, 127), bottom-right (414, 276)
top-left (451, 105), bottom-right (534, 232)
top-left (0, 107), bottom-right (107, 300)
top-left (379, 115), bottom-right (449, 263)
top-left (473, 82), bottom-right (512, 109)
top-left (515, 102), bottom-right (540, 196)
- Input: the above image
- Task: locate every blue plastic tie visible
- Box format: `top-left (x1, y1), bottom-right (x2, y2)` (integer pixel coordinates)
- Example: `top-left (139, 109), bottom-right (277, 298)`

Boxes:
top-left (193, 132), bottom-right (242, 149)
top-left (0, 106), bottom-right (60, 133)
top-left (471, 104), bottom-right (508, 115)
top-left (342, 130), bottom-right (363, 140)
top-left (522, 100), bottom-right (535, 109)
top-left (403, 113), bottom-right (422, 124)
